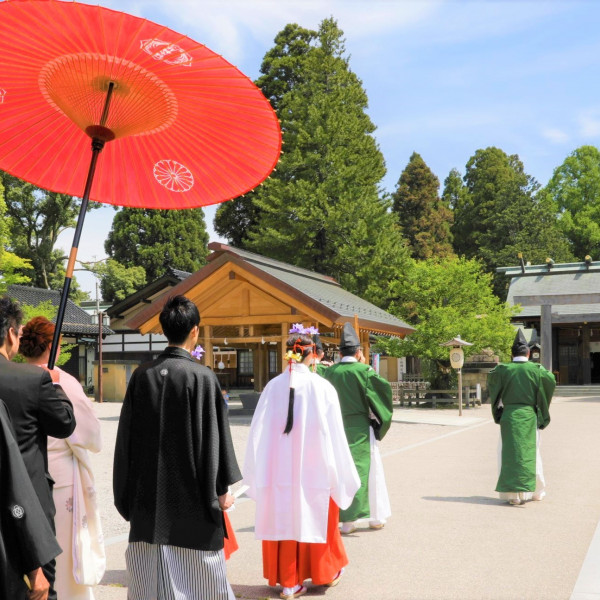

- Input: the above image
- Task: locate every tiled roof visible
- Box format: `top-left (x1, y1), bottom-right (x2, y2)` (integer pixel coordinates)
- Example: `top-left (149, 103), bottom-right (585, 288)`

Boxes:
top-left (7, 285), bottom-right (113, 335)
top-left (505, 271), bottom-right (600, 318)
top-left (168, 267), bottom-right (192, 280)
top-left (210, 245), bottom-right (414, 333)
top-left (107, 267), bottom-right (192, 317)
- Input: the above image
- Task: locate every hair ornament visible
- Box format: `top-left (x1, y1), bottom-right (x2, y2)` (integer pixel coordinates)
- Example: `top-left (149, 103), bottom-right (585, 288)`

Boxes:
top-left (288, 323), bottom-right (319, 335)
top-left (191, 345), bottom-right (205, 359)
top-left (285, 349), bottom-right (302, 362)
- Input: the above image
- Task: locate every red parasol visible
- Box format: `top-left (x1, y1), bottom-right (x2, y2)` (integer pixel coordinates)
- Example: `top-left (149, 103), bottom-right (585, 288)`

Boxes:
top-left (0, 0), bottom-right (281, 367)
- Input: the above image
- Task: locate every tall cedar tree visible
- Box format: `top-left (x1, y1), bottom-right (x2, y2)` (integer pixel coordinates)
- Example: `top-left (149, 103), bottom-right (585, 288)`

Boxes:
top-left (105, 208), bottom-right (209, 283)
top-left (1, 171), bottom-right (91, 300)
top-left (224, 19), bottom-right (409, 305)
top-left (544, 145), bottom-right (600, 259)
top-left (451, 147), bottom-right (572, 297)
top-left (392, 152), bottom-right (454, 260)
top-left (214, 24), bottom-right (316, 246)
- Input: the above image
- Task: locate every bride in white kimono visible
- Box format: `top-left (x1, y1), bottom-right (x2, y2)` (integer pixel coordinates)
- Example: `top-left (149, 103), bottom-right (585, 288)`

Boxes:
top-left (20, 316), bottom-right (105, 600)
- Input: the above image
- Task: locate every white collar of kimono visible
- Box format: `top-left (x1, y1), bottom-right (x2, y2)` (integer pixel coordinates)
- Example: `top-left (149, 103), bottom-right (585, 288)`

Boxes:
top-left (512, 356), bottom-right (529, 362)
top-left (292, 362), bottom-right (311, 373)
top-left (341, 356), bottom-right (358, 363)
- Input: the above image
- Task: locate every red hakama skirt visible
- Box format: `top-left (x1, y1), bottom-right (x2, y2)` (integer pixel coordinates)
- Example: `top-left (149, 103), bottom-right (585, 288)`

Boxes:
top-left (223, 511), bottom-right (238, 560)
top-left (262, 499), bottom-right (348, 587)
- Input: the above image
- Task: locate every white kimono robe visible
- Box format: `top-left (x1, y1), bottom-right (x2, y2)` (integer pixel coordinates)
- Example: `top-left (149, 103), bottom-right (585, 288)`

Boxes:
top-left (243, 363), bottom-right (360, 543)
top-left (48, 366), bottom-right (104, 600)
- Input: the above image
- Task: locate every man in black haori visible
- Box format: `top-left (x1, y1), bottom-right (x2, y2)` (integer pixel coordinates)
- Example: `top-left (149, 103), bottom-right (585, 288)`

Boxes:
top-left (114, 295), bottom-right (242, 600)
top-left (0, 399), bottom-right (62, 600)
top-left (0, 296), bottom-right (75, 600)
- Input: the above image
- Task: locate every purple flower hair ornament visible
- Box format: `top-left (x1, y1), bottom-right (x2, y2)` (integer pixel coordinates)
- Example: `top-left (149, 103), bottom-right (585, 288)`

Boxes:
top-left (289, 323), bottom-right (305, 334)
top-left (288, 323), bottom-right (320, 335)
top-left (191, 345), bottom-right (205, 360)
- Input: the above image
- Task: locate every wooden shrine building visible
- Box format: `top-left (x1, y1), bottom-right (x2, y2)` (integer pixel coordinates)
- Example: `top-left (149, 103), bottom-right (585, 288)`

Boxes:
top-left (124, 243), bottom-right (414, 392)
top-left (500, 258), bottom-right (600, 385)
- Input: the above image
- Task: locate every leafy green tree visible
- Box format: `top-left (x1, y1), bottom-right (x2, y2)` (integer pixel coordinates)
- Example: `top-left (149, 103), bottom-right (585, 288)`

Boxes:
top-left (451, 147), bottom-right (572, 296)
top-left (105, 208), bottom-right (209, 283)
top-left (376, 257), bottom-right (518, 387)
top-left (81, 259), bottom-right (146, 303)
top-left (1, 172), bottom-right (95, 298)
top-left (544, 145), bottom-right (600, 259)
top-left (221, 18), bottom-right (410, 304)
top-left (0, 178), bottom-right (32, 293)
top-left (391, 152), bottom-right (454, 260)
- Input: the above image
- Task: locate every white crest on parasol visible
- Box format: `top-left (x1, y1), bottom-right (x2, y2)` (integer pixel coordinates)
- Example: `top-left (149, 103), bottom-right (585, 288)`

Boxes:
top-left (140, 39), bottom-right (193, 67)
top-left (153, 159), bottom-right (194, 192)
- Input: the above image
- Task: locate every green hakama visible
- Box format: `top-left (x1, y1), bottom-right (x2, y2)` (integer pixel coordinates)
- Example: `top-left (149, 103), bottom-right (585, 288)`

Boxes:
top-left (487, 361), bottom-right (554, 494)
top-left (323, 361), bottom-right (393, 522)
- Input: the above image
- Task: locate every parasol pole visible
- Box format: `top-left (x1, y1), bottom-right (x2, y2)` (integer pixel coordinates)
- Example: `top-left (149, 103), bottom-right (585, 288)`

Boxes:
top-left (48, 83), bottom-right (115, 369)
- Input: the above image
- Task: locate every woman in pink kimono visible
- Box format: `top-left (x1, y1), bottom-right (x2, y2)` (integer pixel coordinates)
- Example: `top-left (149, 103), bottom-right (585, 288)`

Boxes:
top-left (20, 316), bottom-right (105, 600)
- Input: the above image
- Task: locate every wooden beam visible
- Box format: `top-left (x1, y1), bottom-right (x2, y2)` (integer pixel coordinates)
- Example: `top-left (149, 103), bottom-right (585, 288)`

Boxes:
top-left (203, 325), bottom-right (213, 370)
top-left (514, 293), bottom-right (600, 306)
top-left (191, 278), bottom-right (241, 309)
top-left (549, 313), bottom-right (600, 324)
top-left (361, 330), bottom-right (370, 360)
top-left (540, 304), bottom-right (552, 371)
top-left (281, 322), bottom-right (288, 371)
top-left (226, 264), bottom-right (335, 326)
top-left (211, 336), bottom-right (281, 344)
top-left (201, 314), bottom-right (311, 326)
top-left (582, 324), bottom-right (591, 385)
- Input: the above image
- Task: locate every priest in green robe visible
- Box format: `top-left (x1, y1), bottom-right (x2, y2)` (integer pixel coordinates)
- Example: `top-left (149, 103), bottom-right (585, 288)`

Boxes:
top-left (324, 323), bottom-right (393, 533)
top-left (487, 329), bottom-right (555, 505)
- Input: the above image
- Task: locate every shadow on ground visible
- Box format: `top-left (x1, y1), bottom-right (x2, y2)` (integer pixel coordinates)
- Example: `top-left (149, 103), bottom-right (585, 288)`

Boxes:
top-left (232, 582), bottom-right (340, 599)
top-left (100, 569), bottom-right (127, 586)
top-left (422, 495), bottom-right (507, 506)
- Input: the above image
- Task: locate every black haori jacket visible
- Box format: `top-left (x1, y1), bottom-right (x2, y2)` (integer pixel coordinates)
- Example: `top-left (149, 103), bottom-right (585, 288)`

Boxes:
top-left (0, 401), bottom-right (61, 600)
top-left (113, 346), bottom-right (242, 551)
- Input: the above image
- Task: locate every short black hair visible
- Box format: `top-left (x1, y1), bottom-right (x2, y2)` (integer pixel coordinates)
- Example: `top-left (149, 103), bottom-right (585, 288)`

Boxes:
top-left (159, 295), bottom-right (200, 345)
top-left (0, 296), bottom-right (23, 347)
top-left (340, 345), bottom-right (360, 357)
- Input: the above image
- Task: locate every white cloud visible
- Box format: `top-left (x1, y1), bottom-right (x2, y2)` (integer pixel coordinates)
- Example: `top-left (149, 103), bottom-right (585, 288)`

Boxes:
top-left (540, 127), bottom-right (569, 144)
top-left (101, 0), bottom-right (444, 65)
top-left (578, 111), bottom-right (600, 138)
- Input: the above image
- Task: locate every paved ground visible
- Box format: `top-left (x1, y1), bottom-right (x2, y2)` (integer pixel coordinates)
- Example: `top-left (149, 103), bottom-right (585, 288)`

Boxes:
top-left (87, 395), bottom-right (600, 600)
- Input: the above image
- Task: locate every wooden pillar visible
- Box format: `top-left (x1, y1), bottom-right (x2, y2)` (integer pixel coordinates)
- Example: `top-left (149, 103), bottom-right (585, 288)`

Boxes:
top-left (540, 305), bottom-right (552, 372)
top-left (582, 324), bottom-right (591, 385)
top-left (203, 325), bottom-right (213, 369)
top-left (252, 344), bottom-right (261, 392)
top-left (362, 330), bottom-right (370, 362)
top-left (261, 343), bottom-right (269, 391)
top-left (281, 322), bottom-right (288, 371)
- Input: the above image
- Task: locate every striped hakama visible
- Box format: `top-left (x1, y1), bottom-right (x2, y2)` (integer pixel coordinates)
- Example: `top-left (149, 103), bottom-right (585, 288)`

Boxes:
top-left (126, 542), bottom-right (235, 600)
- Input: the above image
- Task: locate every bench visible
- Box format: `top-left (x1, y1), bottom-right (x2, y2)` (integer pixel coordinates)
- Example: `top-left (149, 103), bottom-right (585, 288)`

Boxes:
top-left (399, 387), bottom-right (481, 409)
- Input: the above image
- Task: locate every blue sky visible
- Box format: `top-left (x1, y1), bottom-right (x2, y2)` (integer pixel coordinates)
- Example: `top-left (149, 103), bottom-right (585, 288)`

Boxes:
top-left (60, 0), bottom-right (600, 296)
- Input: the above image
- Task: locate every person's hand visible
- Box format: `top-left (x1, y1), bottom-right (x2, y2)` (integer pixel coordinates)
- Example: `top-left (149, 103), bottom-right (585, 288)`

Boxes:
top-left (218, 492), bottom-right (234, 511)
top-left (357, 350), bottom-right (366, 364)
top-left (41, 366), bottom-right (60, 384)
top-left (27, 567), bottom-right (50, 600)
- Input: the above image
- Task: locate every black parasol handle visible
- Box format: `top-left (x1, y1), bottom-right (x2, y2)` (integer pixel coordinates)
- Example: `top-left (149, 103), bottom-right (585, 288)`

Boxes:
top-left (47, 84), bottom-right (114, 369)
